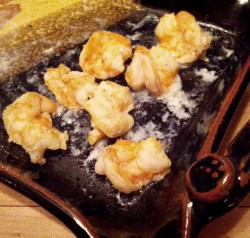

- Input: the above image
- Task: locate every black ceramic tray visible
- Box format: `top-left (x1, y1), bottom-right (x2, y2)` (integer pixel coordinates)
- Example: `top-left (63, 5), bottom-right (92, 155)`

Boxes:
top-left (0, 1), bottom-right (249, 238)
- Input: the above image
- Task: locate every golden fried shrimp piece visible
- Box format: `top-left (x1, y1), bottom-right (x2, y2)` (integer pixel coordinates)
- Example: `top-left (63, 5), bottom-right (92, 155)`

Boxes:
top-left (125, 45), bottom-right (160, 94)
top-left (44, 64), bottom-right (97, 110)
top-left (95, 137), bottom-right (171, 194)
top-left (155, 11), bottom-right (212, 63)
top-left (79, 31), bottom-right (132, 80)
top-left (150, 45), bottom-right (179, 90)
top-left (176, 11), bottom-right (211, 52)
top-left (84, 81), bottom-right (134, 145)
top-left (125, 45), bottom-right (179, 95)
top-left (2, 92), bottom-right (68, 165)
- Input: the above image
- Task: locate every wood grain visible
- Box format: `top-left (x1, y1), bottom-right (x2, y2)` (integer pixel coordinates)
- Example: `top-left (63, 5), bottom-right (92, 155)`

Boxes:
top-left (199, 205), bottom-right (250, 238)
top-left (0, 84), bottom-right (249, 237)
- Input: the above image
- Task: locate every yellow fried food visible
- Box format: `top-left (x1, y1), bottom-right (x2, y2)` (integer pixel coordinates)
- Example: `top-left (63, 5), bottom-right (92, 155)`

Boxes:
top-left (95, 137), bottom-right (171, 194)
top-left (125, 45), bottom-right (179, 95)
top-left (44, 64), bottom-right (97, 110)
top-left (125, 45), bottom-right (160, 93)
top-left (79, 31), bottom-right (132, 80)
top-left (3, 92), bottom-right (68, 165)
top-left (155, 11), bottom-right (212, 63)
top-left (84, 81), bottom-right (134, 145)
top-left (150, 45), bottom-right (179, 90)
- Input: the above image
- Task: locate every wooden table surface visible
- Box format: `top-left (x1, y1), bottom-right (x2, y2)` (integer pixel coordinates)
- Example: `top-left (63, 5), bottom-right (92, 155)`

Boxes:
top-left (0, 84), bottom-right (249, 238)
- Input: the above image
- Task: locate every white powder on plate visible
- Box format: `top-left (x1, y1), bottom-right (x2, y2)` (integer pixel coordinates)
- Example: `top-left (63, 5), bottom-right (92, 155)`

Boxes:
top-left (194, 68), bottom-right (218, 83)
top-left (85, 139), bottom-right (108, 164)
top-left (160, 75), bottom-right (197, 119)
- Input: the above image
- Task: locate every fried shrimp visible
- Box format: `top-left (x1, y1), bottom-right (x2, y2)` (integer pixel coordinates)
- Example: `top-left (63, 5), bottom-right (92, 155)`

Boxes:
top-left (79, 31), bottom-right (132, 80)
top-left (150, 45), bottom-right (179, 91)
top-left (155, 11), bottom-right (212, 63)
top-left (95, 137), bottom-right (171, 194)
top-left (44, 64), bottom-right (97, 110)
top-left (84, 81), bottom-right (134, 145)
top-left (125, 45), bottom-right (179, 95)
top-left (125, 45), bottom-right (160, 94)
top-left (2, 92), bottom-right (68, 165)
